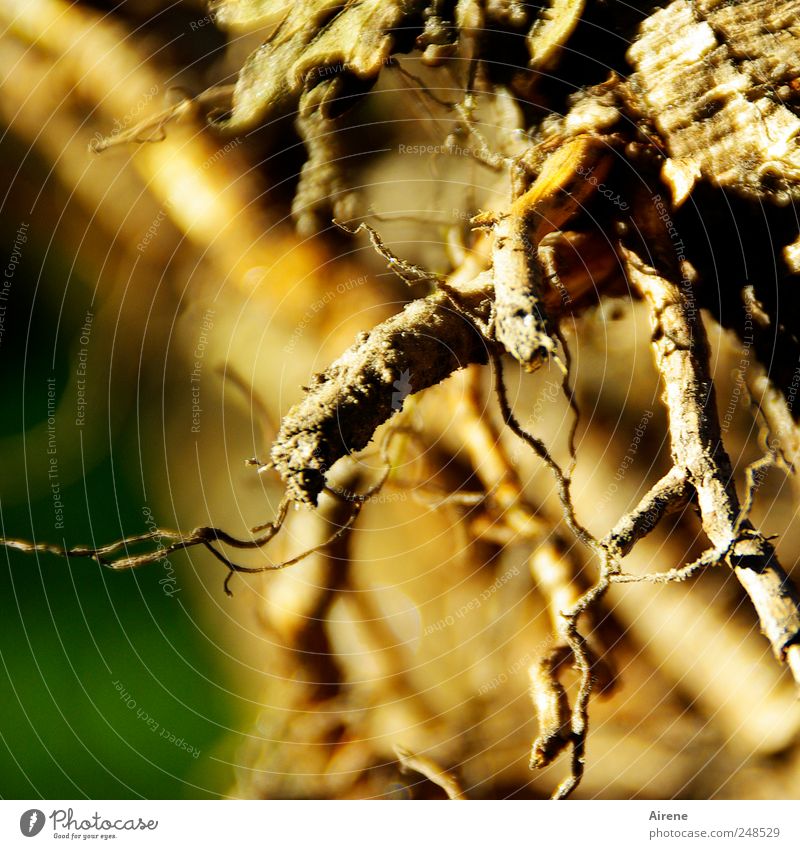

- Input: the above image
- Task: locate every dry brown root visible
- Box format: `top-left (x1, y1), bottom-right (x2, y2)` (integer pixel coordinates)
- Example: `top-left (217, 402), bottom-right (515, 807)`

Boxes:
top-left (7, 0), bottom-right (800, 795)
top-left (263, 133), bottom-right (625, 795)
top-left (0, 497), bottom-right (364, 597)
top-left (393, 746), bottom-right (468, 800)
top-left (450, 368), bottom-right (619, 792)
top-left (451, 369), bottom-right (617, 665)
top-left (258, 479), bottom-right (357, 698)
top-left (500, 237), bottom-right (800, 796)
top-left (88, 85), bottom-right (234, 153)
top-left (748, 362), bottom-right (800, 492)
top-left (292, 82), bottom-right (362, 235)
top-left (601, 466), bottom-right (691, 558)
top-left (528, 645), bottom-right (573, 768)
top-left (490, 204), bottom-right (560, 368)
top-left (488, 134), bottom-right (614, 371)
top-left (271, 286), bottom-right (495, 505)
top-left (528, 0), bottom-right (586, 71)
top-left (617, 244), bottom-right (800, 685)
top-left (266, 191), bottom-right (619, 797)
top-left (233, 471), bottom-right (377, 799)
top-left (526, 242), bottom-right (800, 793)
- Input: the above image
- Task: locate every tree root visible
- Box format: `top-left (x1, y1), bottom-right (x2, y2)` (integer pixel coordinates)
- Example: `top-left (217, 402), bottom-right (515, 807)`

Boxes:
top-left (271, 287), bottom-right (495, 505)
top-left (393, 745), bottom-right (468, 800)
top-left (617, 245), bottom-right (800, 684)
top-left (0, 498), bottom-right (359, 597)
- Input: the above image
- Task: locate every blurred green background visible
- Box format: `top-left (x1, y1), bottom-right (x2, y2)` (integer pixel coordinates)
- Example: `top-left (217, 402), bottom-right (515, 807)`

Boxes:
top-left (0, 196), bottom-right (237, 799)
